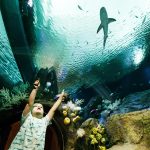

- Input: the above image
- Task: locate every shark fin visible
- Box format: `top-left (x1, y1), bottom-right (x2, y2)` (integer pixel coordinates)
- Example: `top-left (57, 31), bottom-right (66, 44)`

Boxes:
top-left (108, 18), bottom-right (116, 24)
top-left (97, 24), bottom-right (102, 33)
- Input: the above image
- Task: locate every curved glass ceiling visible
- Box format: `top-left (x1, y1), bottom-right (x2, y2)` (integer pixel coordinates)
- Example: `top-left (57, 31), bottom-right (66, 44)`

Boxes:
top-left (31, 0), bottom-right (150, 92)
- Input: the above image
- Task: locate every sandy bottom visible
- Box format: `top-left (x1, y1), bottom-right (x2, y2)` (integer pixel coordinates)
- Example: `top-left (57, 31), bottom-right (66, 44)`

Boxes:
top-left (107, 143), bottom-right (148, 150)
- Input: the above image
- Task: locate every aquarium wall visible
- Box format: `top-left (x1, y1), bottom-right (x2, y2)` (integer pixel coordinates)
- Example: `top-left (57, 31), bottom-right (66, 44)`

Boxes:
top-left (0, 10), bottom-right (22, 88)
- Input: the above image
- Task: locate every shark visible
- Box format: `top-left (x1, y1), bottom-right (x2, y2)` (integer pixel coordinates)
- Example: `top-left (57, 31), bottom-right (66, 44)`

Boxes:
top-left (97, 7), bottom-right (116, 48)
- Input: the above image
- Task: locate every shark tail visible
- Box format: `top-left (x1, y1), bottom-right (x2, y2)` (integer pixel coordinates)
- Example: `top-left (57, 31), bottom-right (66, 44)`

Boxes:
top-left (103, 35), bottom-right (108, 48)
top-left (97, 24), bottom-right (102, 33)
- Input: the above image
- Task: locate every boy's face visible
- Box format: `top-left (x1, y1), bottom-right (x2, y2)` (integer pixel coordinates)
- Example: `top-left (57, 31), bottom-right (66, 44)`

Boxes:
top-left (32, 103), bottom-right (44, 118)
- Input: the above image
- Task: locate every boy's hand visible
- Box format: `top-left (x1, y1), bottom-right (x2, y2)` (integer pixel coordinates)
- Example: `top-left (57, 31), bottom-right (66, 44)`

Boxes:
top-left (57, 89), bottom-right (68, 101)
top-left (33, 80), bottom-right (40, 89)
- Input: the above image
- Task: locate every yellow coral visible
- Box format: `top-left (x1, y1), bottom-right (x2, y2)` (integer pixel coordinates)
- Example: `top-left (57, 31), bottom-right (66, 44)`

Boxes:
top-left (99, 127), bottom-right (105, 134)
top-left (77, 128), bottom-right (85, 138)
top-left (72, 115), bottom-right (80, 123)
top-left (89, 134), bottom-right (95, 139)
top-left (91, 127), bottom-right (98, 134)
top-left (99, 146), bottom-right (106, 150)
top-left (63, 110), bottom-right (68, 116)
top-left (96, 133), bottom-right (102, 140)
top-left (97, 124), bottom-right (102, 129)
top-left (64, 117), bottom-right (71, 125)
top-left (70, 112), bottom-right (76, 117)
top-left (90, 138), bottom-right (98, 145)
top-left (101, 137), bottom-right (106, 144)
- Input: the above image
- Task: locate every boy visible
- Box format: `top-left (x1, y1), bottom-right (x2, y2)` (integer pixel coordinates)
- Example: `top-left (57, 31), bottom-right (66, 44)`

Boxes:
top-left (9, 80), bottom-right (66, 150)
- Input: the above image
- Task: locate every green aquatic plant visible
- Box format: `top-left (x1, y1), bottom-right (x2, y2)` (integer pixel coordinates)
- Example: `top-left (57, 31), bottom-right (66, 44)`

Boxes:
top-left (11, 83), bottom-right (29, 105)
top-left (12, 82), bottom-right (29, 95)
top-left (0, 83), bottom-right (29, 109)
top-left (11, 92), bottom-right (28, 106)
top-left (0, 87), bottom-right (11, 107)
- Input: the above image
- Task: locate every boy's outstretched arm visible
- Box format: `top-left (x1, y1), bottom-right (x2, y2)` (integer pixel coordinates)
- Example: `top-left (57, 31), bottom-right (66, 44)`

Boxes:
top-left (47, 90), bottom-right (66, 121)
top-left (23, 80), bottom-right (40, 116)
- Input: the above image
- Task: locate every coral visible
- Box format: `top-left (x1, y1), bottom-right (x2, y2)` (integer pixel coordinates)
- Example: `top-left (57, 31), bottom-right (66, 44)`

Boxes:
top-left (61, 99), bottom-right (83, 133)
top-left (61, 99), bottom-right (83, 150)
top-left (74, 99), bottom-right (84, 106)
top-left (75, 118), bottom-right (108, 150)
top-left (64, 117), bottom-right (71, 125)
top-left (87, 124), bottom-right (106, 147)
top-left (62, 100), bottom-right (81, 112)
top-left (102, 99), bottom-right (121, 111)
top-left (77, 128), bottom-right (85, 138)
top-left (80, 97), bottom-right (121, 122)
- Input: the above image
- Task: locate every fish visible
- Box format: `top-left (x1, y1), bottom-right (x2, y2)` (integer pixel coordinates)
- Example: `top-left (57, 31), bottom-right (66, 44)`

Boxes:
top-left (97, 7), bottom-right (116, 48)
top-left (78, 5), bottom-right (83, 11)
top-left (142, 16), bottom-right (146, 24)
